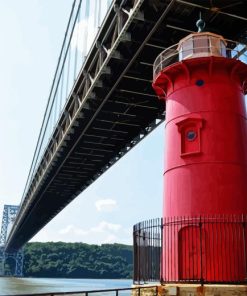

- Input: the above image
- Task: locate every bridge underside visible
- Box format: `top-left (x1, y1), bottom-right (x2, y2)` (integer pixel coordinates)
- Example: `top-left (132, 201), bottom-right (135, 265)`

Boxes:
top-left (6, 0), bottom-right (247, 251)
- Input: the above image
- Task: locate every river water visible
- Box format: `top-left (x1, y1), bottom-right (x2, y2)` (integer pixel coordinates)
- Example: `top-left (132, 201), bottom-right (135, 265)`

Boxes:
top-left (0, 278), bottom-right (133, 296)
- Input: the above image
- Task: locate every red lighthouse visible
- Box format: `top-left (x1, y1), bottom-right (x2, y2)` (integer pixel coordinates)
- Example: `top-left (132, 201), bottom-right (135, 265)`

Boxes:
top-left (153, 20), bottom-right (247, 283)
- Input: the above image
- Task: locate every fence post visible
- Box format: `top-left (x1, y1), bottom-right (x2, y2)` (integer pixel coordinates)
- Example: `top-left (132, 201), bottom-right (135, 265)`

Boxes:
top-left (143, 225), bottom-right (146, 283)
top-left (133, 225), bottom-right (136, 284)
top-left (199, 215), bottom-right (204, 285)
top-left (160, 218), bottom-right (163, 283)
top-left (242, 214), bottom-right (247, 281)
top-left (138, 226), bottom-right (141, 284)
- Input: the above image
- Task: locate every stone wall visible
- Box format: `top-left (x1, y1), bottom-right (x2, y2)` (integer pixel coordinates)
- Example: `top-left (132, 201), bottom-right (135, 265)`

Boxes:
top-left (132, 284), bottom-right (247, 296)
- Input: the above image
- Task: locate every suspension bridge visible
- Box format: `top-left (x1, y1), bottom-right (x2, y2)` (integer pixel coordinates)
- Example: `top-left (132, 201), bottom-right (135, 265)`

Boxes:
top-left (0, 0), bottom-right (246, 276)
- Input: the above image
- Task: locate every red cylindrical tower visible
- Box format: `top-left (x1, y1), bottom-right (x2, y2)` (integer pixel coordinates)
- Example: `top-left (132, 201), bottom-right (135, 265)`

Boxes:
top-left (153, 31), bottom-right (247, 282)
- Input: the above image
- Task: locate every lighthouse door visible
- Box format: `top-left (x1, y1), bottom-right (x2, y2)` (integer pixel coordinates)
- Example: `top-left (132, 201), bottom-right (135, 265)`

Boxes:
top-left (178, 225), bottom-right (205, 281)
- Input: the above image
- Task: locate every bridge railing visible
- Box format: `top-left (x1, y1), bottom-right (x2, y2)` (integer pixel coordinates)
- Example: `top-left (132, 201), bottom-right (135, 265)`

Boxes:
top-left (21, 0), bottom-right (113, 204)
top-left (4, 286), bottom-right (159, 296)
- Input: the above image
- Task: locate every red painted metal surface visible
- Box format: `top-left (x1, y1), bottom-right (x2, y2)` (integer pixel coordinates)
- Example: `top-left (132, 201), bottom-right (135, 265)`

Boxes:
top-left (153, 56), bottom-right (247, 217)
top-left (153, 55), bottom-right (247, 282)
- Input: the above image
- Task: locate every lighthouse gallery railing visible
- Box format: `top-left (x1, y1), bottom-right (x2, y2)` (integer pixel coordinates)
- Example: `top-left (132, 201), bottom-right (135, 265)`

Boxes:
top-left (153, 38), bottom-right (247, 81)
top-left (133, 215), bottom-right (247, 285)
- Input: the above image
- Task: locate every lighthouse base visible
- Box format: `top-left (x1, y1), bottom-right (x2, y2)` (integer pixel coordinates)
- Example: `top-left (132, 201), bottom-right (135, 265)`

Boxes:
top-left (132, 284), bottom-right (247, 296)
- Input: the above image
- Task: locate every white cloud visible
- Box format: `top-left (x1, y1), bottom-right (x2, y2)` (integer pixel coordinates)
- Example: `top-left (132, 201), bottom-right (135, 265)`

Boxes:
top-left (31, 229), bottom-right (51, 242)
top-left (95, 199), bottom-right (117, 212)
top-left (91, 221), bottom-right (121, 232)
top-left (59, 224), bottom-right (87, 235)
top-left (102, 234), bottom-right (118, 244)
top-left (56, 221), bottom-right (131, 245)
top-left (71, 0), bottom-right (110, 55)
top-left (71, 17), bottom-right (97, 56)
top-left (59, 221), bottom-right (121, 236)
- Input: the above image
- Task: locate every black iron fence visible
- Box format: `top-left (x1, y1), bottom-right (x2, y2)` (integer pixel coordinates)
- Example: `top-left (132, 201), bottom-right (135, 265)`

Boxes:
top-left (133, 215), bottom-right (247, 285)
top-left (133, 218), bottom-right (162, 283)
top-left (4, 286), bottom-right (159, 296)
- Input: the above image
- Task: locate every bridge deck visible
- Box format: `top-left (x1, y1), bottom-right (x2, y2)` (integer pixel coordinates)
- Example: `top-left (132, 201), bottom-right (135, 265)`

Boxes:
top-left (6, 0), bottom-right (247, 251)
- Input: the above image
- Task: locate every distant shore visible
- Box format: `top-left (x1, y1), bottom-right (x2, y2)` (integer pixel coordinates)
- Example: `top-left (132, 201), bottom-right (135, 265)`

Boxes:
top-left (5, 242), bottom-right (133, 278)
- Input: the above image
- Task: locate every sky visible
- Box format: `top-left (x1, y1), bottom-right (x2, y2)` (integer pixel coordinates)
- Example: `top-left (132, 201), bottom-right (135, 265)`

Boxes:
top-left (0, 1), bottom-right (164, 246)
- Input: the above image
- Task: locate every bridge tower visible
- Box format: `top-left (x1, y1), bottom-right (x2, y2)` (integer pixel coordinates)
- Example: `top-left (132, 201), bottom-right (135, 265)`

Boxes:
top-left (0, 205), bottom-right (24, 277)
top-left (153, 20), bottom-right (247, 283)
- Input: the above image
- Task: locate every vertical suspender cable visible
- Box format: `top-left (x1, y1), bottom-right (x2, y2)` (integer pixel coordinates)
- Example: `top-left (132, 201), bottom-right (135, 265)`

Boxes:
top-left (31, 0), bottom-right (83, 173)
top-left (84, 0), bottom-right (90, 59)
top-left (97, 0), bottom-right (101, 29)
top-left (94, 0), bottom-right (98, 28)
top-left (20, 0), bottom-right (81, 204)
top-left (60, 60), bottom-right (65, 113)
top-left (40, 0), bottom-right (82, 158)
top-left (66, 47), bottom-right (72, 99)
top-left (74, 6), bottom-right (81, 81)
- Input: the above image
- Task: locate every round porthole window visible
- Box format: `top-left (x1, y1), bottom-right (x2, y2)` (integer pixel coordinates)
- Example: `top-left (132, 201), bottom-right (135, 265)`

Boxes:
top-left (196, 79), bottom-right (204, 86)
top-left (186, 130), bottom-right (197, 141)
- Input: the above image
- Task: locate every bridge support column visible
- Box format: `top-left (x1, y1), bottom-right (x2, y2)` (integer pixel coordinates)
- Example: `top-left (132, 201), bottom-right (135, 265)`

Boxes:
top-left (0, 250), bottom-right (24, 277)
top-left (0, 205), bottom-right (24, 277)
top-left (14, 250), bottom-right (24, 276)
top-left (0, 247), bottom-right (5, 276)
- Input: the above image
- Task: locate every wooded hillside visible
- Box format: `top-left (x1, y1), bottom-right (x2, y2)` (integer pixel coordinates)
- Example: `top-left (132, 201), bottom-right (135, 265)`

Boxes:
top-left (23, 242), bottom-right (133, 278)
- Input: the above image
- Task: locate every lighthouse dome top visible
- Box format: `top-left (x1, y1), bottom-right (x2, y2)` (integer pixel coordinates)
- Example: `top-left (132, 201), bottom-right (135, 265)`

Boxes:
top-left (178, 32), bottom-right (227, 61)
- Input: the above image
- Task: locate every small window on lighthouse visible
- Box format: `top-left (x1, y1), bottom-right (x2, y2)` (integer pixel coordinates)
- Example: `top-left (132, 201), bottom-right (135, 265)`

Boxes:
top-left (176, 118), bottom-right (203, 157)
top-left (186, 130), bottom-right (197, 141)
